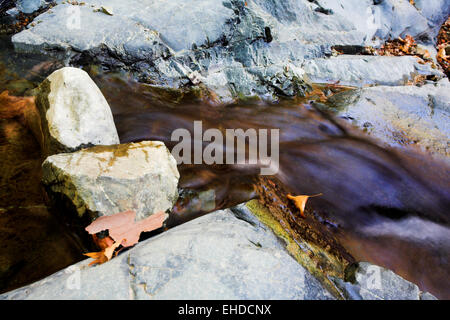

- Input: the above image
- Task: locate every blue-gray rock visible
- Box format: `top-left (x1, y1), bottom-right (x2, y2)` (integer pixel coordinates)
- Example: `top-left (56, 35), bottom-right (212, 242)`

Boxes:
top-left (16, 0), bottom-right (46, 14)
top-left (11, 0), bottom-right (450, 101)
top-left (0, 209), bottom-right (334, 300)
top-left (303, 55), bottom-right (444, 87)
top-left (329, 79), bottom-right (450, 158)
top-left (332, 262), bottom-right (438, 300)
top-left (414, 0), bottom-right (450, 40)
top-left (42, 140), bottom-right (180, 222)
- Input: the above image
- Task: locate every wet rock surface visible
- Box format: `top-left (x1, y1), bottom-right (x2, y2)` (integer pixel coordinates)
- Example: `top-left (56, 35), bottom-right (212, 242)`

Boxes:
top-left (42, 141), bottom-right (180, 222)
top-left (332, 262), bottom-right (437, 300)
top-left (35, 67), bottom-right (119, 156)
top-left (0, 103), bottom-right (85, 294)
top-left (10, 0), bottom-right (450, 100)
top-left (329, 78), bottom-right (450, 158)
top-left (0, 208), bottom-right (335, 300)
top-left (15, 0), bottom-right (46, 15)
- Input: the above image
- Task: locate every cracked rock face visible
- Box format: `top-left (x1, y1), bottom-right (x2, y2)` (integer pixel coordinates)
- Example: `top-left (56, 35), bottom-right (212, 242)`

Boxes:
top-left (35, 67), bottom-right (120, 156)
top-left (42, 141), bottom-right (180, 222)
top-left (12, 0), bottom-right (449, 101)
top-left (0, 209), bottom-right (334, 300)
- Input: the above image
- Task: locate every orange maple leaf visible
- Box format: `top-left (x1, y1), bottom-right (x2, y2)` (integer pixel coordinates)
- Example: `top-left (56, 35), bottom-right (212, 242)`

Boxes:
top-left (84, 240), bottom-right (123, 266)
top-left (287, 193), bottom-right (322, 218)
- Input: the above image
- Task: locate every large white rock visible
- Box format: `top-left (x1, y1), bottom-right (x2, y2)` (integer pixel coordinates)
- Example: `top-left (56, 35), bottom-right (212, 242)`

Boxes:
top-left (36, 67), bottom-right (120, 155)
top-left (42, 141), bottom-right (180, 221)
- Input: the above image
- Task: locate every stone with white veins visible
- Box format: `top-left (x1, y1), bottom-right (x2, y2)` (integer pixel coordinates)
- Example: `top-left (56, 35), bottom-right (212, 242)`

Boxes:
top-left (35, 67), bottom-right (119, 156)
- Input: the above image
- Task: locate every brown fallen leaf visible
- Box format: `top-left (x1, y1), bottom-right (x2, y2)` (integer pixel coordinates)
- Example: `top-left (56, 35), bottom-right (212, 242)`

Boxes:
top-left (287, 193), bottom-right (323, 218)
top-left (84, 251), bottom-right (108, 266)
top-left (84, 240), bottom-right (122, 266)
top-left (436, 17), bottom-right (449, 77)
top-left (401, 35), bottom-right (416, 54)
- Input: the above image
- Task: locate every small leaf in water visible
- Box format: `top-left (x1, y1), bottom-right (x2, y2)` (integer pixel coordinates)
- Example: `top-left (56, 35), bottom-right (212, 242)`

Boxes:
top-left (287, 193), bottom-right (322, 218)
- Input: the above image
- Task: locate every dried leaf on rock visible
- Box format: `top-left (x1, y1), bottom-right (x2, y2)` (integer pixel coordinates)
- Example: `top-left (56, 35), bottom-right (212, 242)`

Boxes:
top-left (437, 17), bottom-right (450, 77)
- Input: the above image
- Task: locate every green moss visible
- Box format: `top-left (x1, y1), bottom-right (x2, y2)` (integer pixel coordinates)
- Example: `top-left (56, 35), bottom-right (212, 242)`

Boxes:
top-left (245, 200), bottom-right (345, 299)
top-left (246, 200), bottom-right (291, 243)
top-left (235, 92), bottom-right (261, 103)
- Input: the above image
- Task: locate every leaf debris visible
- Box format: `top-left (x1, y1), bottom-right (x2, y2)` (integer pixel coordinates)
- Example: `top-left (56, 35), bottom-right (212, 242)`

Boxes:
top-left (83, 210), bottom-right (167, 266)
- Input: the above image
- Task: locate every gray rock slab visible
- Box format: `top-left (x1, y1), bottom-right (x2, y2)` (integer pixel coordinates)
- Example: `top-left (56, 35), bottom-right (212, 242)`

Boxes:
top-left (16, 0), bottom-right (46, 14)
top-left (414, 0), bottom-right (450, 39)
top-left (303, 55), bottom-right (444, 87)
top-left (332, 262), bottom-right (437, 300)
top-left (330, 79), bottom-right (450, 158)
top-left (0, 209), bottom-right (335, 300)
top-left (13, 1), bottom-right (232, 53)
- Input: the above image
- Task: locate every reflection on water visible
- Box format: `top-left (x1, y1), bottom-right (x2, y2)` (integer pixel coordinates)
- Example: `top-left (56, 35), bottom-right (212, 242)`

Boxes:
top-left (0, 33), bottom-right (449, 298)
top-left (0, 107), bottom-right (85, 294)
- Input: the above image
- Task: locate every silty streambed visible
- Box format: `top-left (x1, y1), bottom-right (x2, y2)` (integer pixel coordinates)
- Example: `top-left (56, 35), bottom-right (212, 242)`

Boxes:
top-left (0, 35), bottom-right (449, 298)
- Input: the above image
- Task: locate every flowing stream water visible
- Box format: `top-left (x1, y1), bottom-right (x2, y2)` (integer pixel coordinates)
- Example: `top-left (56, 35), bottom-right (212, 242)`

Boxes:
top-left (0, 35), bottom-right (449, 298)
